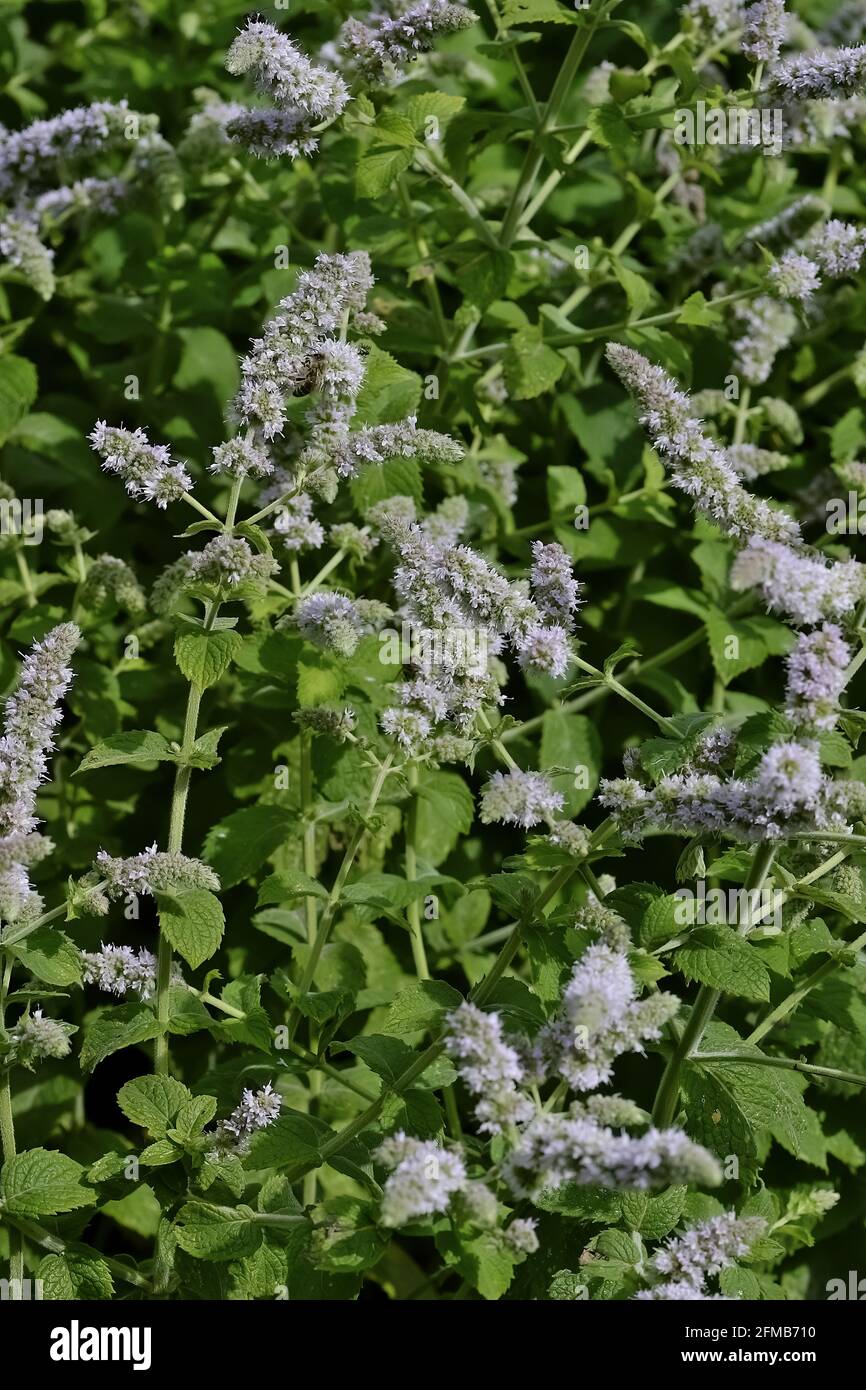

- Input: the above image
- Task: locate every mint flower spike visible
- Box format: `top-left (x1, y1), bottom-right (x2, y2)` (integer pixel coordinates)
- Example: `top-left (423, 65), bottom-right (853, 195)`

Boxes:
top-left (532, 943), bottom-right (680, 1092)
top-left (8, 1009), bottom-right (75, 1066)
top-left (480, 768), bottom-right (565, 829)
top-left (742, 0), bottom-right (786, 63)
top-left (649, 1213), bottom-right (767, 1289)
top-left (0, 213), bottom-right (55, 300)
top-left (443, 1002), bottom-right (534, 1134)
top-left (784, 623), bottom-right (851, 734)
top-left (80, 943), bottom-right (157, 1000)
top-left (89, 422), bottom-right (193, 508)
top-left (605, 343), bottom-right (801, 547)
top-left (375, 1133), bottom-right (468, 1226)
top-left (730, 535), bottom-right (865, 626)
top-left (0, 623), bottom-right (79, 924)
top-left (94, 846), bottom-right (220, 899)
top-left (503, 1110), bottom-right (723, 1198)
top-left (209, 1082), bottom-right (283, 1154)
top-left (771, 43), bottom-right (866, 99)
top-left (334, 1), bottom-right (479, 87)
top-left (0, 101), bottom-right (157, 199)
top-left (226, 18), bottom-right (349, 122)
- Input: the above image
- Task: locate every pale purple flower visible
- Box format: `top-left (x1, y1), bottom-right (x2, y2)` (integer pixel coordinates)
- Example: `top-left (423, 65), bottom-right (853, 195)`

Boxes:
top-left (9, 1009), bottom-right (75, 1064)
top-left (731, 296), bottom-right (797, 386)
top-left (605, 344), bottom-right (800, 546)
top-left (90, 422), bottom-right (192, 508)
top-left (210, 436), bottom-right (274, 479)
top-left (772, 44), bottom-right (866, 99)
top-left (730, 535), bottom-right (865, 626)
top-left (503, 1110), bottom-right (722, 1197)
top-left (95, 846), bottom-right (220, 899)
top-left (651, 1213), bottom-right (766, 1283)
top-left (335, 1), bottom-right (478, 86)
top-left (226, 19), bottom-right (349, 120)
top-left (785, 624), bottom-right (850, 732)
top-left (767, 250), bottom-right (821, 302)
top-left (480, 768), bottom-right (564, 828)
top-left (375, 1133), bottom-right (467, 1226)
top-left (81, 943), bottom-right (158, 1000)
top-left (742, 0), bottom-right (786, 62)
top-left (274, 492), bottom-right (325, 553)
top-left (444, 1003), bottom-right (534, 1134)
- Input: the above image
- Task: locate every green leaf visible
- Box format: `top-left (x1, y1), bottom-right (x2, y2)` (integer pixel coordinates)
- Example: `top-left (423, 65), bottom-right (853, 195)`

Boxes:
top-left (0, 356), bottom-right (38, 443)
top-left (79, 1002), bottom-right (162, 1074)
top-left (10, 928), bottom-right (81, 986)
top-left (384, 979), bottom-right (464, 1035)
top-left (203, 805), bottom-right (294, 888)
top-left (674, 927), bottom-right (771, 1001)
top-left (612, 260), bottom-right (652, 317)
top-left (76, 729), bottom-right (173, 773)
top-left (172, 1094), bottom-right (218, 1141)
top-left (705, 607), bottom-right (793, 685)
top-left (415, 771), bottom-right (474, 865)
top-left (501, 0), bottom-right (579, 23)
top-left (175, 1202), bottom-right (262, 1261)
top-left (354, 345), bottom-right (421, 425)
top-left (356, 147), bottom-right (414, 198)
top-left (174, 630), bottom-right (242, 690)
top-left (620, 1187), bottom-right (687, 1239)
top-left (173, 327), bottom-right (240, 404)
top-left (116, 1075), bottom-right (191, 1136)
top-left (0, 1147), bottom-right (94, 1217)
top-left (257, 871), bottom-right (329, 906)
top-left (502, 327), bottom-right (566, 400)
top-left (540, 709), bottom-right (601, 815)
top-left (157, 888), bottom-right (225, 969)
top-left (37, 1251), bottom-right (115, 1300)
top-left (404, 93), bottom-right (466, 134)
top-left (454, 244), bottom-right (514, 311)
top-left (243, 1110), bottom-right (331, 1172)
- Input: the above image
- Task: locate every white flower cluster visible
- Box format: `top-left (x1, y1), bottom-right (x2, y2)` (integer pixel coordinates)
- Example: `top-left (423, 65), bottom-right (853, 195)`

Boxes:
top-left (225, 19), bottom-right (349, 162)
top-left (89, 423), bottom-right (193, 509)
top-left (530, 943), bottom-right (680, 1091)
top-left (601, 738), bottom-right (866, 842)
top-left (81, 943), bottom-right (158, 1000)
top-left (784, 623), bottom-right (851, 733)
top-left (94, 845), bottom-right (220, 901)
top-left (635, 1212), bottom-right (766, 1299)
top-left (444, 1002), bottom-right (535, 1133)
top-left (209, 1082), bottom-right (283, 1154)
top-left (332, 1), bottom-right (478, 86)
top-left (480, 769), bottom-right (565, 829)
top-left (294, 591), bottom-right (391, 657)
top-left (771, 43), bottom-right (866, 99)
top-left (0, 625), bottom-right (79, 924)
top-left (504, 1109), bottom-right (723, 1197)
top-left (608, 344), bottom-right (866, 629)
top-left (605, 343), bottom-right (800, 545)
top-left (742, 0), bottom-right (786, 63)
top-left (8, 1008), bottom-right (75, 1066)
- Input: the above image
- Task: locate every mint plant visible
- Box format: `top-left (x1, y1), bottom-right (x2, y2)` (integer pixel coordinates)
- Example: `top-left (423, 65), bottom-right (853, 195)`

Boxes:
top-left (1, 0), bottom-right (866, 1304)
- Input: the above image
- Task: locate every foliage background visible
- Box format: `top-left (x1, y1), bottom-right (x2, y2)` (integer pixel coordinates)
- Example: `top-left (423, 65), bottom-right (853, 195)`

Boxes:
top-left (1, 0), bottom-right (866, 1300)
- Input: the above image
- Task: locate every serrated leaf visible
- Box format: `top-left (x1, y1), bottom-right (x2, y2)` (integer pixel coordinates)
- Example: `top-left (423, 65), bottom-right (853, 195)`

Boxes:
top-left (356, 147), bottom-right (413, 198)
top-left (384, 979), bottom-right (464, 1035)
top-left (157, 888), bottom-right (225, 969)
top-left (37, 1251), bottom-right (115, 1300)
top-left (174, 630), bottom-right (242, 690)
top-left (203, 805), bottom-right (294, 888)
top-left (0, 356), bottom-right (38, 443)
top-left (117, 1075), bottom-right (191, 1135)
top-left (76, 729), bottom-right (173, 773)
top-left (175, 1202), bottom-right (262, 1261)
top-left (79, 1003), bottom-right (162, 1073)
top-left (674, 927), bottom-right (771, 1001)
top-left (503, 327), bottom-right (566, 400)
top-left (0, 1147), bottom-right (94, 1217)
top-left (10, 928), bottom-right (81, 986)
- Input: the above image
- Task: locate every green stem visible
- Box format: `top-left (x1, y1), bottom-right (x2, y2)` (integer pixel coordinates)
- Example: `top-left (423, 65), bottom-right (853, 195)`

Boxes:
top-left (14, 549), bottom-right (37, 608)
top-left (404, 763), bottom-right (430, 979)
top-left (572, 656), bottom-right (680, 735)
top-left (0, 955), bottom-right (24, 1292)
top-left (651, 842), bottom-right (777, 1127)
top-left (287, 755), bottom-right (395, 1041)
top-left (693, 1052), bottom-right (866, 1087)
top-left (499, 17), bottom-right (603, 248)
